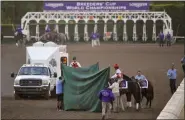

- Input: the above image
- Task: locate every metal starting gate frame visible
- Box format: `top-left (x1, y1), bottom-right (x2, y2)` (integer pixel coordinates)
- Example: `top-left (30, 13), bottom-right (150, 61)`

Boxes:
top-left (21, 11), bottom-right (172, 42)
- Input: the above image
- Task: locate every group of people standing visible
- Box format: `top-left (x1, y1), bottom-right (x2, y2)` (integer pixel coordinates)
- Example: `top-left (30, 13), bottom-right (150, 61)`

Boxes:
top-left (55, 55), bottom-right (183, 120)
top-left (158, 31), bottom-right (172, 47)
top-left (98, 61), bottom-right (182, 119)
top-left (98, 64), bottom-right (149, 119)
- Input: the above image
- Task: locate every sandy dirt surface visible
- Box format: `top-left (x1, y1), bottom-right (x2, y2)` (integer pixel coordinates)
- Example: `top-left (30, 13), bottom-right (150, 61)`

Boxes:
top-left (1, 42), bottom-right (184, 119)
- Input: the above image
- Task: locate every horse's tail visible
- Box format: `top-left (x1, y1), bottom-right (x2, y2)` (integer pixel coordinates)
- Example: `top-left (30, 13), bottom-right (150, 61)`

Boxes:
top-left (148, 80), bottom-right (154, 100)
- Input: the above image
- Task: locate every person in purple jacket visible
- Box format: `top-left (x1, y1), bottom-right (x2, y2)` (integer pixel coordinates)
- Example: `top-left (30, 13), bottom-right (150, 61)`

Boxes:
top-left (91, 32), bottom-right (97, 47)
top-left (166, 32), bottom-right (172, 47)
top-left (158, 31), bottom-right (164, 47)
top-left (98, 85), bottom-right (115, 120)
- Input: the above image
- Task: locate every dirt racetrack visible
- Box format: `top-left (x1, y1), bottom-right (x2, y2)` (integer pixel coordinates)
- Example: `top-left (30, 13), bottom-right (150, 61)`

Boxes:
top-left (1, 42), bottom-right (184, 119)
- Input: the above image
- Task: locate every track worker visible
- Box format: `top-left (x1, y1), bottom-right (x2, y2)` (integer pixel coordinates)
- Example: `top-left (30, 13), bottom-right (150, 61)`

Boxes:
top-left (56, 76), bottom-right (64, 111)
top-left (166, 31), bottom-right (172, 47)
top-left (91, 32), bottom-right (99, 47)
top-left (167, 63), bottom-right (177, 95)
top-left (108, 78), bottom-right (120, 113)
top-left (158, 31), bottom-right (164, 47)
top-left (98, 85), bottom-right (115, 120)
top-left (95, 30), bottom-right (101, 46)
top-left (69, 56), bottom-right (81, 68)
top-left (109, 64), bottom-right (124, 112)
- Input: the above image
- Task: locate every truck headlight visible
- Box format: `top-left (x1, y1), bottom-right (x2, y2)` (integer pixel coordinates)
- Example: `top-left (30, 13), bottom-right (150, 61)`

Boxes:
top-left (42, 80), bottom-right (49, 85)
top-left (14, 80), bottom-right (19, 85)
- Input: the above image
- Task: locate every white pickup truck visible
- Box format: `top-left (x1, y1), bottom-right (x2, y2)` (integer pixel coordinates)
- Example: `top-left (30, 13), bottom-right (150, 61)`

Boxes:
top-left (11, 42), bottom-right (69, 99)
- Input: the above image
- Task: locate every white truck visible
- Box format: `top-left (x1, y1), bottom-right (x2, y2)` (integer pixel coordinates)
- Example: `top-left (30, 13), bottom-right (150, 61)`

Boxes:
top-left (11, 42), bottom-right (69, 99)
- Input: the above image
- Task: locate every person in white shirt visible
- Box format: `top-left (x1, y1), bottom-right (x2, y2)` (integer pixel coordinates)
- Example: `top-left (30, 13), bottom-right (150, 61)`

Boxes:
top-left (135, 70), bottom-right (147, 81)
top-left (69, 56), bottom-right (81, 68)
top-left (109, 64), bottom-right (123, 112)
top-left (109, 79), bottom-right (120, 112)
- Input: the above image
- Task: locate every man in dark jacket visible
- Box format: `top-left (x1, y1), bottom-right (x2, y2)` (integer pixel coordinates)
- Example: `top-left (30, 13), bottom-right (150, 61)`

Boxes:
top-left (98, 85), bottom-right (115, 120)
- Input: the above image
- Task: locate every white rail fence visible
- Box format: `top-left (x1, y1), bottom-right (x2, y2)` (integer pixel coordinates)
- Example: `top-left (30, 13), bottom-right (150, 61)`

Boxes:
top-left (157, 79), bottom-right (184, 119)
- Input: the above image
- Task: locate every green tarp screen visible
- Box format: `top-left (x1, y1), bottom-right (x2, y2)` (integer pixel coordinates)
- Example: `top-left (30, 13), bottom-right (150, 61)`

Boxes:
top-left (62, 63), bottom-right (110, 112)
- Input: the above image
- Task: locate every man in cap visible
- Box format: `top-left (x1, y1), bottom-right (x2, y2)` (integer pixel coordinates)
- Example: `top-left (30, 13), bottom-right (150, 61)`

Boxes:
top-left (70, 56), bottom-right (81, 68)
top-left (111, 64), bottom-right (123, 83)
top-left (98, 85), bottom-right (115, 120)
top-left (167, 63), bottom-right (177, 94)
top-left (110, 64), bottom-right (125, 112)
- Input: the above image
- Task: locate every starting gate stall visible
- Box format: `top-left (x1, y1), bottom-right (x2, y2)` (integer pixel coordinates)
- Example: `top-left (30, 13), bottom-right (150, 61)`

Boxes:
top-left (21, 1), bottom-right (173, 42)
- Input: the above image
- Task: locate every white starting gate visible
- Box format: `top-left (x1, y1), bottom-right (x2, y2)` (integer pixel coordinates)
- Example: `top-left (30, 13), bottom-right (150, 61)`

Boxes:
top-left (21, 11), bottom-right (173, 42)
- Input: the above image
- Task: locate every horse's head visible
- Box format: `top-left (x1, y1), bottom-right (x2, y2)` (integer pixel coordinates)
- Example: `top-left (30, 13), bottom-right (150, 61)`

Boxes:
top-left (108, 78), bottom-right (115, 85)
top-left (131, 76), bottom-right (140, 83)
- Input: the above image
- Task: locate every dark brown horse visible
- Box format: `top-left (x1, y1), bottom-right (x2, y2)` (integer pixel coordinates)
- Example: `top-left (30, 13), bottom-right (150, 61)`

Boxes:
top-left (131, 76), bottom-right (154, 108)
top-left (108, 74), bottom-right (142, 111)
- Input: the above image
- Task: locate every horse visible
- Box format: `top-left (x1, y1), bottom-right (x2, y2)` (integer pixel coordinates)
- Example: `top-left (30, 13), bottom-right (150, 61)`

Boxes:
top-left (39, 32), bottom-right (67, 45)
top-left (14, 31), bottom-right (27, 47)
top-left (108, 74), bottom-right (142, 111)
top-left (131, 76), bottom-right (154, 108)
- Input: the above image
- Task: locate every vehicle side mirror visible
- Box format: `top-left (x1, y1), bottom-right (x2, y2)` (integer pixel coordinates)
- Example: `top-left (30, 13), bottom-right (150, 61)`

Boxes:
top-left (53, 72), bottom-right (57, 78)
top-left (11, 72), bottom-right (15, 78)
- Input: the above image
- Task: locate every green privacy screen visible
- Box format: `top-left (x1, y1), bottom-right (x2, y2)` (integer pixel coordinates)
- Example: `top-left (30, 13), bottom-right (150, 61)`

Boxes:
top-left (62, 63), bottom-right (110, 112)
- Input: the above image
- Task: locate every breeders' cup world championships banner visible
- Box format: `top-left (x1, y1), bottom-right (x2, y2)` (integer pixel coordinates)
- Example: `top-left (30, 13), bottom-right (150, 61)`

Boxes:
top-left (43, 1), bottom-right (150, 12)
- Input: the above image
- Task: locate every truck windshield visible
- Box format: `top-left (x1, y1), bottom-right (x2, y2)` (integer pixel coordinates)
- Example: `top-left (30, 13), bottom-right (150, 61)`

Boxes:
top-left (18, 67), bottom-right (49, 76)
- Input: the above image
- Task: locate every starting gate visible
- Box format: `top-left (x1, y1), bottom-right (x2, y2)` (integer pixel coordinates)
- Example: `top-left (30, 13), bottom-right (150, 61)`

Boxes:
top-left (21, 11), bottom-right (173, 42)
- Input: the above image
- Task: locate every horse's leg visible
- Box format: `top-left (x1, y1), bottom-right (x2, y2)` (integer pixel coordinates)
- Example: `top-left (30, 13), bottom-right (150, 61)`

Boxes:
top-left (146, 98), bottom-right (149, 108)
top-left (140, 91), bottom-right (145, 108)
top-left (149, 98), bottom-right (152, 108)
top-left (132, 91), bottom-right (141, 111)
top-left (126, 92), bottom-right (132, 108)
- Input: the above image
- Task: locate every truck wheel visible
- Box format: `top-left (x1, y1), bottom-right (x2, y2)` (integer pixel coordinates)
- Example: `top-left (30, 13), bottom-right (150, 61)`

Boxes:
top-left (44, 86), bottom-right (51, 100)
top-left (14, 93), bottom-right (21, 100)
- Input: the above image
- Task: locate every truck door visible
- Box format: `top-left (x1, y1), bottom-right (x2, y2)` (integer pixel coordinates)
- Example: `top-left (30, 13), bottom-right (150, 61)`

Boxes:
top-left (48, 67), bottom-right (55, 91)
